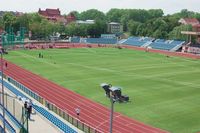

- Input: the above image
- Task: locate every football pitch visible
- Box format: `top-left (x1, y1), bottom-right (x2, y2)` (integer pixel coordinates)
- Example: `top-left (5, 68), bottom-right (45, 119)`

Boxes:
top-left (4, 48), bottom-right (200, 133)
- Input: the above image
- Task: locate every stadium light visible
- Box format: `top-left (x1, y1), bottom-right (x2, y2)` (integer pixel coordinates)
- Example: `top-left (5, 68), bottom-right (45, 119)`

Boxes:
top-left (100, 83), bottom-right (129, 133)
top-left (0, 49), bottom-right (6, 133)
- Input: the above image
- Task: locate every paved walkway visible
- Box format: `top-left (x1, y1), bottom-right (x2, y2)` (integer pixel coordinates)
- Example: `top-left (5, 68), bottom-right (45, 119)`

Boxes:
top-left (28, 112), bottom-right (61, 133)
top-left (1, 80), bottom-right (82, 133)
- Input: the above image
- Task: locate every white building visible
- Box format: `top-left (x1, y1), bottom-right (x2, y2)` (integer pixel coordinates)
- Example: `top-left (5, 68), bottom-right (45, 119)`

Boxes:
top-left (76, 20), bottom-right (95, 25)
top-left (107, 22), bottom-right (123, 34)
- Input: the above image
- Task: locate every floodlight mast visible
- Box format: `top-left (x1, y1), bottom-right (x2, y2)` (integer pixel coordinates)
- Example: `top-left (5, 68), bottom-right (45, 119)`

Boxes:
top-left (101, 83), bottom-right (129, 133)
top-left (101, 83), bottom-right (121, 133)
top-left (109, 95), bottom-right (115, 133)
top-left (0, 50), bottom-right (6, 133)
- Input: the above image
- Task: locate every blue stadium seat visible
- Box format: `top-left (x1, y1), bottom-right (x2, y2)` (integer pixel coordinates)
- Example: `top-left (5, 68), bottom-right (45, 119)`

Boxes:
top-left (0, 125), bottom-right (3, 133)
top-left (70, 37), bottom-right (80, 43)
top-left (122, 37), bottom-right (184, 51)
top-left (149, 39), bottom-right (185, 51)
top-left (0, 113), bottom-right (16, 133)
top-left (86, 38), bottom-right (117, 44)
top-left (122, 37), bottom-right (152, 47)
top-left (0, 104), bottom-right (22, 129)
top-left (33, 105), bottom-right (76, 133)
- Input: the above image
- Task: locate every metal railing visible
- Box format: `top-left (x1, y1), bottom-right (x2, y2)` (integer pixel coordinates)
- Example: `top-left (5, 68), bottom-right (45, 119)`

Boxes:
top-left (0, 83), bottom-right (28, 133)
top-left (7, 76), bottom-right (103, 133)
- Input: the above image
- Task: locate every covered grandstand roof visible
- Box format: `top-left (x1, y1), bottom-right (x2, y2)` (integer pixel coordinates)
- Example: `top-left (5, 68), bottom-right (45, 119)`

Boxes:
top-left (181, 31), bottom-right (200, 35)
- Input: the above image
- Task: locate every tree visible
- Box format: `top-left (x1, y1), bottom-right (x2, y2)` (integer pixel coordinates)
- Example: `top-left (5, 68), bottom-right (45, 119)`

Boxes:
top-left (148, 9), bottom-right (164, 19)
top-left (179, 9), bottom-right (194, 18)
top-left (169, 24), bottom-right (193, 41)
top-left (128, 20), bottom-right (141, 36)
top-left (193, 12), bottom-right (200, 21)
top-left (120, 14), bottom-right (129, 31)
top-left (135, 18), bottom-right (169, 38)
top-left (163, 15), bottom-right (180, 33)
top-left (65, 23), bottom-right (78, 36)
top-left (69, 11), bottom-right (80, 20)
top-left (0, 17), bottom-right (3, 29)
top-left (79, 9), bottom-right (106, 21)
top-left (3, 13), bottom-right (16, 31)
top-left (28, 13), bottom-right (43, 24)
top-left (65, 22), bottom-right (88, 37)
top-left (172, 9), bottom-right (195, 19)
top-left (1, 8), bottom-right (196, 40)
top-left (153, 18), bottom-right (168, 31)
top-left (136, 24), bottom-right (146, 36)
top-left (13, 14), bottom-right (30, 33)
top-left (106, 9), bottom-right (125, 22)
top-left (152, 30), bottom-right (168, 39)
top-left (107, 9), bottom-right (164, 32)
top-left (77, 24), bottom-right (88, 37)
top-left (87, 20), bottom-right (107, 37)
top-left (29, 18), bottom-right (58, 40)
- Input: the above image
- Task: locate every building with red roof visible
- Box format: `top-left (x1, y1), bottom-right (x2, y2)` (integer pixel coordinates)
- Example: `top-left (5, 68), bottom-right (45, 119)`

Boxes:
top-left (38, 8), bottom-right (61, 22)
top-left (179, 18), bottom-right (200, 43)
top-left (66, 13), bottom-right (76, 24)
top-left (38, 8), bottom-right (76, 24)
top-left (179, 18), bottom-right (200, 26)
top-left (193, 24), bottom-right (200, 32)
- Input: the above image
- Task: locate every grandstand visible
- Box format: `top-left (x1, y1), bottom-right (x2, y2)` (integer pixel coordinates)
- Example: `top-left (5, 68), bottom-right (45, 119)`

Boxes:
top-left (121, 37), bottom-right (185, 51)
top-left (149, 39), bottom-right (185, 51)
top-left (68, 36), bottom-right (185, 51)
top-left (121, 36), bottom-right (153, 47)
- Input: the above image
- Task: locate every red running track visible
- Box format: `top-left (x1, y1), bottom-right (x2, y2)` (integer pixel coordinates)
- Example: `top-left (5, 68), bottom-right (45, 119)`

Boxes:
top-left (4, 61), bottom-right (169, 133)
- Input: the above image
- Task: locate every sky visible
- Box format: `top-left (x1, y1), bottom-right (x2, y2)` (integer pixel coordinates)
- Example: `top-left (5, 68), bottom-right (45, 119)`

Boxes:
top-left (0, 0), bottom-right (199, 15)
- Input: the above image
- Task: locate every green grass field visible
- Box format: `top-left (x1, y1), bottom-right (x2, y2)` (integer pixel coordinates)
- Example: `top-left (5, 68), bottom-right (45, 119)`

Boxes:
top-left (4, 48), bottom-right (200, 133)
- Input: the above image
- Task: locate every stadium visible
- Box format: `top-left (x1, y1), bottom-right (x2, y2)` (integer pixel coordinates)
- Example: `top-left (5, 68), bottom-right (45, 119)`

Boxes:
top-left (0, 2), bottom-right (200, 133)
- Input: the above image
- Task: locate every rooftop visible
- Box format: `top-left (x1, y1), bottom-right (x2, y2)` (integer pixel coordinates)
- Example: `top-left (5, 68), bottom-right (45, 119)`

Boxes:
top-left (38, 8), bottom-right (61, 17)
top-left (179, 18), bottom-right (200, 26)
top-left (109, 22), bottom-right (120, 25)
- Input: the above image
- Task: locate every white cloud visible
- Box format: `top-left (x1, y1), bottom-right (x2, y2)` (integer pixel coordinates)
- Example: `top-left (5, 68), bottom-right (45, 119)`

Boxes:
top-left (0, 0), bottom-right (199, 14)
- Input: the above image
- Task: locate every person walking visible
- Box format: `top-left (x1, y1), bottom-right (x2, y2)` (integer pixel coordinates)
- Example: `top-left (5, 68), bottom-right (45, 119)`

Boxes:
top-left (27, 105), bottom-right (32, 120)
top-left (27, 100), bottom-right (32, 120)
top-left (75, 108), bottom-right (80, 119)
top-left (24, 101), bottom-right (28, 109)
top-left (38, 53), bottom-right (41, 58)
top-left (5, 62), bottom-right (8, 68)
top-left (24, 100), bottom-right (29, 120)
